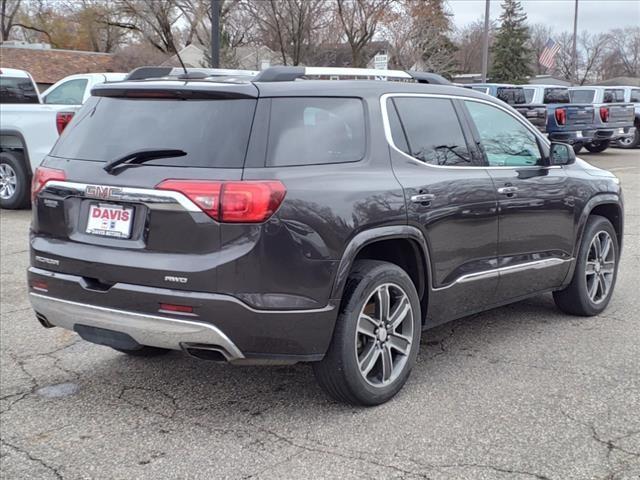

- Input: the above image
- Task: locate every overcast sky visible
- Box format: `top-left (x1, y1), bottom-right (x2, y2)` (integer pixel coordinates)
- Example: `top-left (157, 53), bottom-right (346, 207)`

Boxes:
top-left (448, 0), bottom-right (640, 33)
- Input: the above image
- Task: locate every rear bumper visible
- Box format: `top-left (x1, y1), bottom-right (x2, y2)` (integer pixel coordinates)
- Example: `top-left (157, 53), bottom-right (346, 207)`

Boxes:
top-left (548, 130), bottom-right (596, 144)
top-left (608, 126), bottom-right (636, 141)
top-left (28, 267), bottom-right (337, 363)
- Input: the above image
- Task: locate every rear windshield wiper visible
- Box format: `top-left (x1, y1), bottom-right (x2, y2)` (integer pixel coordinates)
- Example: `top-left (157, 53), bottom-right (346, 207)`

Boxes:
top-left (103, 149), bottom-right (187, 174)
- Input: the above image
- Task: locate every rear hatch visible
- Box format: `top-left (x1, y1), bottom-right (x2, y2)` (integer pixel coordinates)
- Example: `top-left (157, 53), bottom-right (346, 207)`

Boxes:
top-left (600, 103), bottom-right (635, 128)
top-left (31, 81), bottom-right (260, 293)
top-left (551, 104), bottom-right (595, 130)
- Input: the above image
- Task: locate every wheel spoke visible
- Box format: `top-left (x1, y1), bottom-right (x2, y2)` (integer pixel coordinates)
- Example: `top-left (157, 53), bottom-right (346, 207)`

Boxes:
top-left (593, 235), bottom-right (602, 258)
top-left (601, 236), bottom-right (612, 260)
top-left (600, 273), bottom-right (611, 294)
top-left (359, 342), bottom-right (380, 377)
top-left (588, 275), bottom-right (600, 299)
top-left (601, 261), bottom-right (615, 274)
top-left (381, 345), bottom-right (393, 382)
top-left (388, 295), bottom-right (410, 331)
top-left (357, 314), bottom-right (378, 338)
top-left (376, 285), bottom-right (390, 322)
top-left (585, 261), bottom-right (597, 275)
top-left (387, 333), bottom-right (411, 356)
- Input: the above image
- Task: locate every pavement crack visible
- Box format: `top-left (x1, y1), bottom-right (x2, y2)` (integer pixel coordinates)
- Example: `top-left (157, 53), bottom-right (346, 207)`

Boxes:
top-left (117, 386), bottom-right (178, 420)
top-left (1, 439), bottom-right (63, 479)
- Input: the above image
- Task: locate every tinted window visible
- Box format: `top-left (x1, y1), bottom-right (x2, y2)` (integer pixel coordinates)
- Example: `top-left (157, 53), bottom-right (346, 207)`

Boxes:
top-left (604, 89), bottom-right (624, 103)
top-left (631, 89), bottom-right (640, 103)
top-left (0, 76), bottom-right (39, 103)
top-left (543, 88), bottom-right (570, 104)
top-left (496, 87), bottom-right (526, 105)
top-left (267, 97), bottom-right (365, 167)
top-left (44, 79), bottom-right (88, 105)
top-left (51, 97), bottom-right (256, 168)
top-left (392, 97), bottom-right (472, 166)
top-left (523, 88), bottom-right (534, 104)
top-left (465, 100), bottom-right (542, 167)
top-left (570, 89), bottom-right (595, 103)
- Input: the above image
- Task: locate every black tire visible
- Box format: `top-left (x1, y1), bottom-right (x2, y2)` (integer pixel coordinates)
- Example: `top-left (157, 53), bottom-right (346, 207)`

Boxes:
top-left (553, 215), bottom-right (619, 316)
top-left (616, 125), bottom-right (639, 149)
top-left (112, 346), bottom-right (171, 357)
top-left (584, 140), bottom-right (610, 153)
top-left (313, 260), bottom-right (421, 406)
top-left (0, 151), bottom-right (31, 209)
top-left (572, 144), bottom-right (583, 155)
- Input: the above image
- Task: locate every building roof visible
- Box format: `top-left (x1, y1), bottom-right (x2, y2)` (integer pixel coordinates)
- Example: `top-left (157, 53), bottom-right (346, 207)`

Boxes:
top-left (590, 77), bottom-right (640, 87)
top-left (0, 45), bottom-right (115, 84)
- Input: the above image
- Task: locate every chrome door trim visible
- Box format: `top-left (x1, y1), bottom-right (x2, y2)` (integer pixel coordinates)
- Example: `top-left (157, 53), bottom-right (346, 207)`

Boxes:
top-left (432, 257), bottom-right (573, 291)
top-left (42, 180), bottom-right (201, 212)
top-left (380, 92), bottom-right (560, 171)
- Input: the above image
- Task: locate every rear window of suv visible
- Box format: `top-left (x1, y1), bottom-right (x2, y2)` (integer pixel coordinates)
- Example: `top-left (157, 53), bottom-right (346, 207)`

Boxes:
top-left (50, 97), bottom-right (256, 168)
top-left (543, 88), bottom-right (569, 103)
top-left (266, 97), bottom-right (365, 167)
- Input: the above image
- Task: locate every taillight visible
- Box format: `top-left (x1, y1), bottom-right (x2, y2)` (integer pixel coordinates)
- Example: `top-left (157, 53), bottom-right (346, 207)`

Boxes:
top-left (555, 108), bottom-right (566, 125)
top-left (599, 107), bottom-right (610, 122)
top-left (31, 166), bottom-right (66, 201)
top-left (55, 111), bottom-right (74, 134)
top-left (159, 303), bottom-right (193, 314)
top-left (156, 180), bottom-right (286, 223)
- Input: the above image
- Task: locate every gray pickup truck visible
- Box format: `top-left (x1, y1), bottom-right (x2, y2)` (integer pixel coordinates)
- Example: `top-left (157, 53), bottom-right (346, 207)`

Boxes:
top-left (569, 86), bottom-right (636, 153)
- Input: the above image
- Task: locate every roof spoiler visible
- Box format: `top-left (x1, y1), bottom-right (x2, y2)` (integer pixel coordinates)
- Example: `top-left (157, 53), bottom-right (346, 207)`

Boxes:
top-left (125, 66), bottom-right (260, 81)
top-left (253, 66), bottom-right (451, 85)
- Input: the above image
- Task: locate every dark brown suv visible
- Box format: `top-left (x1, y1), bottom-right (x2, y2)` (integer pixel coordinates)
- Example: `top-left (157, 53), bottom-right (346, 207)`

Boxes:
top-left (28, 67), bottom-right (623, 405)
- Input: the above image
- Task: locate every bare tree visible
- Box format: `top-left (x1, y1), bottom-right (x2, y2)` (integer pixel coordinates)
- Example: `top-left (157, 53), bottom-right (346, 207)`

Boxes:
top-left (335, 0), bottom-right (390, 67)
top-left (1, 0), bottom-right (21, 41)
top-left (555, 30), bottom-right (609, 84)
top-left (106, 0), bottom-right (183, 54)
top-left (605, 26), bottom-right (640, 77)
top-left (454, 20), bottom-right (493, 74)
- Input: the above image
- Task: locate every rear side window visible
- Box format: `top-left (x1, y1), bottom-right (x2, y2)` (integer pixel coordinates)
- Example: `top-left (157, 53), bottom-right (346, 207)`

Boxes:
top-left (631, 89), bottom-right (640, 102)
top-left (570, 90), bottom-right (595, 103)
top-left (44, 79), bottom-right (87, 105)
top-left (0, 76), bottom-right (39, 103)
top-left (604, 89), bottom-right (624, 103)
top-left (51, 97), bottom-right (256, 168)
top-left (496, 87), bottom-right (526, 105)
top-left (266, 97), bottom-right (365, 167)
top-left (391, 97), bottom-right (472, 166)
top-left (543, 88), bottom-right (569, 104)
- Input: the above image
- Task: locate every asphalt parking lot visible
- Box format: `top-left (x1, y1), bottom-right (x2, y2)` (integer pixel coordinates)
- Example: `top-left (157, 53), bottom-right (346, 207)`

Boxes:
top-left (1, 149), bottom-right (638, 480)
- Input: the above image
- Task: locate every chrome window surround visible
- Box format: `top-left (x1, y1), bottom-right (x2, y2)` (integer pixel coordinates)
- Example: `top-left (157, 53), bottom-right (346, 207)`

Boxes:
top-left (380, 92), bottom-right (559, 171)
top-left (432, 258), bottom-right (573, 291)
top-left (42, 180), bottom-right (201, 213)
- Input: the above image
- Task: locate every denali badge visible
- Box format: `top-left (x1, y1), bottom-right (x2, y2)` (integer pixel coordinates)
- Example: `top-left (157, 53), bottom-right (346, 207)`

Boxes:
top-left (35, 256), bottom-right (59, 266)
top-left (164, 275), bottom-right (188, 284)
top-left (85, 185), bottom-right (123, 200)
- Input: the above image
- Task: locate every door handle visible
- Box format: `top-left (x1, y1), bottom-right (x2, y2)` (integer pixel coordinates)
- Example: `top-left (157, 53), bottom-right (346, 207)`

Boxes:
top-left (497, 186), bottom-right (518, 195)
top-left (410, 193), bottom-right (436, 203)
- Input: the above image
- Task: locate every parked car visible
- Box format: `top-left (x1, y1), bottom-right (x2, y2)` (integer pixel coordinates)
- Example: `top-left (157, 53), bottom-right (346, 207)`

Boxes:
top-left (0, 67), bottom-right (41, 104)
top-left (28, 66), bottom-right (623, 406)
top-left (0, 72), bottom-right (125, 209)
top-left (471, 83), bottom-right (597, 152)
top-left (614, 86), bottom-right (640, 149)
top-left (568, 86), bottom-right (636, 153)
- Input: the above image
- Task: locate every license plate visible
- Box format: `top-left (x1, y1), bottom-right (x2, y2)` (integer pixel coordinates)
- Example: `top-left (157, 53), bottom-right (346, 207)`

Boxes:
top-left (86, 203), bottom-right (134, 239)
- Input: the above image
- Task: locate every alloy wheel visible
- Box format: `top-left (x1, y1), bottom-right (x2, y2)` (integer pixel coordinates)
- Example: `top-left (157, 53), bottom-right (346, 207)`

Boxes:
top-left (355, 283), bottom-right (414, 387)
top-left (585, 230), bottom-right (615, 304)
top-left (0, 163), bottom-right (18, 200)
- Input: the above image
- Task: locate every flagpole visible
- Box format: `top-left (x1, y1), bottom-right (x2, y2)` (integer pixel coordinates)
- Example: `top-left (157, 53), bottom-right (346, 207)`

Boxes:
top-left (571, 0), bottom-right (578, 85)
top-left (481, 0), bottom-right (491, 83)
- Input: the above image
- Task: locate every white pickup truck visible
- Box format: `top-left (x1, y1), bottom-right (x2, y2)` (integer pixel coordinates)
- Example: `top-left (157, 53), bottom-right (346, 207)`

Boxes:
top-left (0, 69), bottom-right (125, 208)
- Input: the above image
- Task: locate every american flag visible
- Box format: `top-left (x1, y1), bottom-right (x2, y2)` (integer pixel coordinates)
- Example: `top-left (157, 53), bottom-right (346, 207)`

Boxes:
top-left (539, 38), bottom-right (561, 69)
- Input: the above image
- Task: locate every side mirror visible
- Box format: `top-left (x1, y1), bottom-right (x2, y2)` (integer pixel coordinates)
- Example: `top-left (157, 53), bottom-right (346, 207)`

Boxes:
top-left (548, 142), bottom-right (575, 166)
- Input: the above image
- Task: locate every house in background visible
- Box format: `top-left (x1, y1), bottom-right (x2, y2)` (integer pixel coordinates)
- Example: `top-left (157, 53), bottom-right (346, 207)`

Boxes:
top-left (528, 75), bottom-right (571, 86)
top-left (0, 41), bottom-right (116, 91)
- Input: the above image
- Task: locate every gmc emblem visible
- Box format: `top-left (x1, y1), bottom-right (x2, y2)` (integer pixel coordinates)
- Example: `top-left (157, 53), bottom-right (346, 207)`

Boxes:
top-left (85, 185), bottom-right (123, 200)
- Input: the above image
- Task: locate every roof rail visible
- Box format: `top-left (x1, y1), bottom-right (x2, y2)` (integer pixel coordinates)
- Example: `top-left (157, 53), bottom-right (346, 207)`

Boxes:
top-left (253, 66), bottom-right (450, 85)
top-left (125, 66), bottom-right (259, 81)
